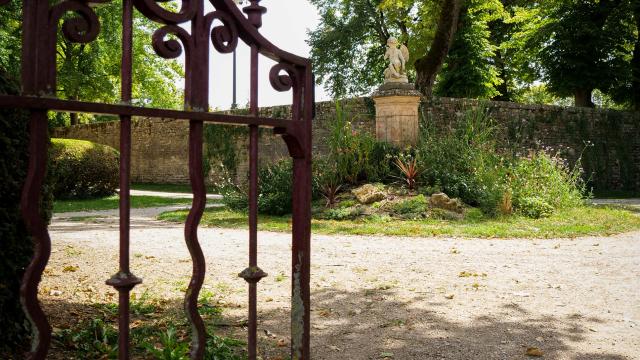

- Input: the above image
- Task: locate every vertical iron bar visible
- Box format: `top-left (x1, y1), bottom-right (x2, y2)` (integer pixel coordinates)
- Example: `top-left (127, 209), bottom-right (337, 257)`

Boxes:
top-left (185, 120), bottom-right (207, 360)
top-left (239, 2), bottom-right (269, 356)
top-left (232, 49), bottom-right (238, 109)
top-left (20, 111), bottom-right (52, 360)
top-left (184, 5), bottom-right (208, 358)
top-left (289, 67), bottom-right (314, 360)
top-left (106, 1), bottom-right (141, 359)
top-left (247, 43), bottom-right (260, 360)
top-left (20, 1), bottom-right (53, 358)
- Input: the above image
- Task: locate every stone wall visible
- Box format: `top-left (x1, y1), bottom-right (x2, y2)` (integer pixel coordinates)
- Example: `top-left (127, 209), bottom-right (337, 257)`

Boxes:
top-left (52, 118), bottom-right (190, 183)
top-left (52, 97), bottom-right (640, 192)
top-left (425, 98), bottom-right (640, 192)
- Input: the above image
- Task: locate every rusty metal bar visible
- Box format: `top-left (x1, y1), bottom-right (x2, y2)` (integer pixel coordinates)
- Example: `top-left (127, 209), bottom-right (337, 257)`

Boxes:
top-left (248, 41), bottom-right (260, 360)
top-left (239, 2), bottom-right (269, 356)
top-left (105, 0), bottom-right (141, 358)
top-left (183, 3), bottom-right (209, 359)
top-left (20, 111), bottom-right (52, 360)
top-left (19, 0), bottom-right (54, 358)
top-left (0, 95), bottom-right (292, 128)
top-left (184, 120), bottom-right (207, 360)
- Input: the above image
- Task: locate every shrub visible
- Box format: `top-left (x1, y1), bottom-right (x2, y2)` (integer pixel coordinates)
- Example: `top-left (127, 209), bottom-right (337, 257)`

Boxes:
top-left (257, 159), bottom-right (294, 216)
top-left (509, 151), bottom-right (586, 215)
top-left (517, 196), bottom-right (554, 219)
top-left (221, 158), bottom-right (323, 216)
top-left (417, 104), bottom-right (504, 212)
top-left (50, 138), bottom-right (119, 199)
top-left (417, 105), bottom-right (587, 217)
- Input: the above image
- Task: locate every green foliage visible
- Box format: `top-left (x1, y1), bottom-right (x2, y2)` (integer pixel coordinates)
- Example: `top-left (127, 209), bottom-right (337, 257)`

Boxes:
top-left (309, 0), bottom-right (637, 108)
top-left (0, 0), bottom-right (184, 124)
top-left (0, 70), bottom-right (53, 357)
top-left (435, 0), bottom-right (504, 99)
top-left (327, 101), bottom-right (399, 184)
top-left (390, 195), bottom-right (429, 217)
top-left (521, 0), bottom-right (636, 105)
top-left (50, 138), bottom-right (119, 199)
top-left (322, 205), bottom-right (366, 220)
top-left (516, 196), bottom-right (554, 219)
top-left (308, 0), bottom-right (442, 97)
top-left (204, 124), bottom-right (247, 183)
top-left (509, 151), bottom-right (586, 214)
top-left (204, 333), bottom-right (244, 360)
top-left (417, 104), bottom-right (501, 210)
top-left (55, 319), bottom-right (119, 358)
top-left (257, 159), bottom-right (294, 216)
top-left (145, 327), bottom-right (189, 360)
top-left (418, 105), bottom-right (587, 217)
top-left (220, 158), bottom-right (321, 216)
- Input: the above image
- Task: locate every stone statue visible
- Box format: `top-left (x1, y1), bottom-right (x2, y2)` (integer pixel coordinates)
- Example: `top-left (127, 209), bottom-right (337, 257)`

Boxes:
top-left (383, 37), bottom-right (409, 84)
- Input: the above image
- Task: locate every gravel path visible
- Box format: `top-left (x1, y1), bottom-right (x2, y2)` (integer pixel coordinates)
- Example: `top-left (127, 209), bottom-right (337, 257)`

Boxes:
top-left (43, 208), bottom-right (640, 360)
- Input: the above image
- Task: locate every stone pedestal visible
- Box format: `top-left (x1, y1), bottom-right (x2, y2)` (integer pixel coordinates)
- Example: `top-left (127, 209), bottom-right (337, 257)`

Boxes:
top-left (372, 83), bottom-right (422, 148)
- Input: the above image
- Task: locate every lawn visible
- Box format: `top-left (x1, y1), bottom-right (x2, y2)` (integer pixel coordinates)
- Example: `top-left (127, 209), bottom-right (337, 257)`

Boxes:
top-left (54, 195), bottom-right (193, 213)
top-left (157, 205), bottom-right (640, 239)
top-left (131, 183), bottom-right (216, 193)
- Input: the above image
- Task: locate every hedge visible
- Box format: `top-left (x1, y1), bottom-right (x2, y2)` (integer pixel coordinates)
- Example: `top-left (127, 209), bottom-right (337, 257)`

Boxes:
top-left (50, 138), bottom-right (119, 199)
top-left (0, 70), bottom-right (53, 357)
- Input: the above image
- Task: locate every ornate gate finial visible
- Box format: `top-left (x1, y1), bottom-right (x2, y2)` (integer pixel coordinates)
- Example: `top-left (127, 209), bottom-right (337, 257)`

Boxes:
top-left (243, 0), bottom-right (266, 28)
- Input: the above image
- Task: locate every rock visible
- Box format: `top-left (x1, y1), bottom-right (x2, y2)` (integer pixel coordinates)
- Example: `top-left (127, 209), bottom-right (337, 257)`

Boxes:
top-left (352, 184), bottom-right (386, 204)
top-left (429, 192), bottom-right (464, 213)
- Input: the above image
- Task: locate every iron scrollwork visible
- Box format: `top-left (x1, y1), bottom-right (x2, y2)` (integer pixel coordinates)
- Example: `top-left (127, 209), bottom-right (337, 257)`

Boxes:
top-left (50, 0), bottom-right (108, 44)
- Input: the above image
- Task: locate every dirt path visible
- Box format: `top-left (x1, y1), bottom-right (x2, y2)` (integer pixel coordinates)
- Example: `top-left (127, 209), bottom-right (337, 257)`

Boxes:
top-left (43, 210), bottom-right (640, 359)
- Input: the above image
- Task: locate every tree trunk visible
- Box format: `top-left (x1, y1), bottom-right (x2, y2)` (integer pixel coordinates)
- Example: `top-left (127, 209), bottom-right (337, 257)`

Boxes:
top-left (414, 0), bottom-right (463, 97)
top-left (575, 88), bottom-right (595, 107)
top-left (632, 0), bottom-right (640, 110)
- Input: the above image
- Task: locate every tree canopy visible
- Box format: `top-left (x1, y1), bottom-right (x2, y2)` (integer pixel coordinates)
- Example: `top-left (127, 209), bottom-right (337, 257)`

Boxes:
top-left (308, 0), bottom-right (640, 109)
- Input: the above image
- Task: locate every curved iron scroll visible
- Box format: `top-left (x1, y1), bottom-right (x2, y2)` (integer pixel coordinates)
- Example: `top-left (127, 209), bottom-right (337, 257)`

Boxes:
top-left (1, 0), bottom-right (314, 359)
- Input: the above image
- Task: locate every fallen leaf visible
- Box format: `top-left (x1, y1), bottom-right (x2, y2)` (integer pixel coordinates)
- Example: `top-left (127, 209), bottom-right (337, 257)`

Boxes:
top-left (526, 347), bottom-right (544, 357)
top-left (63, 265), bottom-right (79, 272)
top-left (329, 345), bottom-right (341, 351)
top-left (276, 338), bottom-right (287, 347)
top-left (445, 294), bottom-right (454, 300)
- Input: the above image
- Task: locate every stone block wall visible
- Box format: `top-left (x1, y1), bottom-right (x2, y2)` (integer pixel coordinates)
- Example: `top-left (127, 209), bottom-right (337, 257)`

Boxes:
top-left (52, 97), bottom-right (640, 192)
top-left (425, 98), bottom-right (640, 192)
top-left (52, 118), bottom-right (190, 183)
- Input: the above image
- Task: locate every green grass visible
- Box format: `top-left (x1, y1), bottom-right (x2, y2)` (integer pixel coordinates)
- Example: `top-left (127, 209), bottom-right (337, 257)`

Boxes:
top-left (131, 183), bottom-right (216, 193)
top-left (157, 205), bottom-right (640, 239)
top-left (54, 195), bottom-right (193, 213)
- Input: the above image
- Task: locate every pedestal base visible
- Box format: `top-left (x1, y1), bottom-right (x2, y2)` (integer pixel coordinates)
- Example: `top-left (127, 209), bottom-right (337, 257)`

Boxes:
top-left (372, 84), bottom-right (422, 148)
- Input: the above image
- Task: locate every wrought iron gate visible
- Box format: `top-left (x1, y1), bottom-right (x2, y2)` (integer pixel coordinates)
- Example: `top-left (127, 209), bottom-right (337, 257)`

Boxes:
top-left (0, 0), bottom-right (314, 359)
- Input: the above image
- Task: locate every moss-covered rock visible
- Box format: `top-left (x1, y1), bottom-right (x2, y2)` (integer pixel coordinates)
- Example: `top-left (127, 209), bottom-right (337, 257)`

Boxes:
top-left (352, 183), bottom-right (386, 204)
top-left (429, 192), bottom-right (465, 213)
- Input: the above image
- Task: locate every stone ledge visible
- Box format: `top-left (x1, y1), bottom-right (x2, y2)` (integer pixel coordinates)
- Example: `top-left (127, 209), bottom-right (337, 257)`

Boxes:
top-left (372, 83), bottom-right (423, 98)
